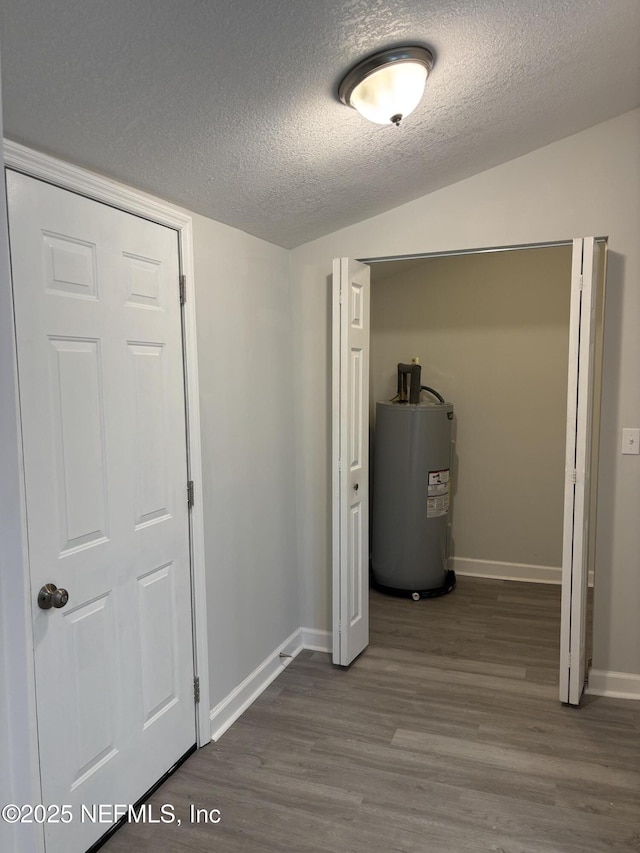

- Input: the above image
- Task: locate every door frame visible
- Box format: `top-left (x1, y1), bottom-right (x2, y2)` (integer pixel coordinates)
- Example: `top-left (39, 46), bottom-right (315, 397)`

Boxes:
top-left (1, 141), bottom-right (210, 849)
top-left (335, 237), bottom-right (606, 689)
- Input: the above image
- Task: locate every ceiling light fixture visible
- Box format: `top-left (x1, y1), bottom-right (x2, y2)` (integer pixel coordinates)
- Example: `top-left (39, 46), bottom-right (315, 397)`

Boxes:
top-left (338, 45), bottom-right (434, 127)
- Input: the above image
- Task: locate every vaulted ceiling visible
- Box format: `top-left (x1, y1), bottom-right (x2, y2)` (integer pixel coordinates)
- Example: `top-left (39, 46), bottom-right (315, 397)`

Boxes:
top-left (0, 1), bottom-right (638, 248)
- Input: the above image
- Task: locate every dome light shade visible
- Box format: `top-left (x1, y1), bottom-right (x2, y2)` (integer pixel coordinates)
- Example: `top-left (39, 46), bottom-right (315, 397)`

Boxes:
top-left (338, 46), bottom-right (434, 126)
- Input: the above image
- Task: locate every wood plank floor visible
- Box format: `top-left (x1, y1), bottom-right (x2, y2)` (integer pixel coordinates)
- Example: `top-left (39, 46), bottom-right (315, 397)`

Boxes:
top-left (103, 578), bottom-right (639, 852)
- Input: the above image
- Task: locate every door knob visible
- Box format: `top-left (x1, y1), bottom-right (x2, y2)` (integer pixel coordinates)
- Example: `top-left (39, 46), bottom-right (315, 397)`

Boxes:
top-left (38, 583), bottom-right (69, 610)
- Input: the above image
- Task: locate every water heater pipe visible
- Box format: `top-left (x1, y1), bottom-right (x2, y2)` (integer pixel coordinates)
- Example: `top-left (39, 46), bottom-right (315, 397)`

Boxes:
top-left (397, 362), bottom-right (422, 404)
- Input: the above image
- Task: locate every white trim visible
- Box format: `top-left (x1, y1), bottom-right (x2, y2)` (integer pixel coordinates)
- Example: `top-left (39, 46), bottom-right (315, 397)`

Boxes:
top-left (177, 224), bottom-right (211, 748)
top-left (0, 146), bottom-right (45, 853)
top-left (209, 628), bottom-right (332, 741)
top-left (586, 669), bottom-right (640, 700)
top-left (209, 629), bottom-right (304, 742)
top-left (2, 141), bottom-right (211, 749)
top-left (331, 258), bottom-right (341, 663)
top-left (4, 141), bottom-right (192, 230)
top-left (301, 628), bottom-right (332, 653)
top-left (454, 557), bottom-right (561, 585)
top-left (452, 557), bottom-right (595, 587)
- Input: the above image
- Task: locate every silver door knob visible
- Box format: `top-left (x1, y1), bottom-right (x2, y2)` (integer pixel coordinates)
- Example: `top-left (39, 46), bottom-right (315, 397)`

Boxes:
top-left (38, 583), bottom-right (69, 610)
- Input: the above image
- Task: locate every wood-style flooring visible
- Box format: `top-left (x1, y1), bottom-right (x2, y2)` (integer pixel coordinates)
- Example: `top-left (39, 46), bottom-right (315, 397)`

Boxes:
top-left (103, 578), bottom-right (640, 852)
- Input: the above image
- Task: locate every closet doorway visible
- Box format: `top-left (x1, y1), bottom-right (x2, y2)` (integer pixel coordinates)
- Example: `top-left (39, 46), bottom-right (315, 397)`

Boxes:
top-left (331, 239), bottom-right (606, 705)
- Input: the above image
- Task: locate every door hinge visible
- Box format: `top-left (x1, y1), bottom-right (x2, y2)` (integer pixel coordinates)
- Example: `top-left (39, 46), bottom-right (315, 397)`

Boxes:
top-left (179, 274), bottom-right (187, 305)
top-left (579, 274), bottom-right (583, 291)
top-left (187, 480), bottom-right (194, 508)
top-left (193, 676), bottom-right (200, 704)
top-left (571, 469), bottom-right (577, 484)
top-left (567, 652), bottom-right (571, 667)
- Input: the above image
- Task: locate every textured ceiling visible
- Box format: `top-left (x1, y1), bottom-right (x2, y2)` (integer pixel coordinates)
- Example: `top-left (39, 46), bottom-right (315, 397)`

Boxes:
top-left (0, 1), bottom-right (639, 248)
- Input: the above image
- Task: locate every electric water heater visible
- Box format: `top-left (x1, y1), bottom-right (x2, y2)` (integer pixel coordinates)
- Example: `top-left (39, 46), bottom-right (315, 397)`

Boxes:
top-left (371, 400), bottom-right (455, 599)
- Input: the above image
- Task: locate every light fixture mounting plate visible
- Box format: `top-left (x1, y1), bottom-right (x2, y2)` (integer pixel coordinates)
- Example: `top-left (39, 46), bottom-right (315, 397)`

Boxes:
top-left (338, 45), bottom-right (434, 108)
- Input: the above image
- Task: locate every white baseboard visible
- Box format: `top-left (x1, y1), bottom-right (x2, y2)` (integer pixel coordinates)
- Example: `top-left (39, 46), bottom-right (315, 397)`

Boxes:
top-left (209, 627), bottom-right (303, 741)
top-left (586, 669), bottom-right (640, 700)
top-left (453, 557), bottom-right (562, 584)
top-left (300, 627), bottom-right (331, 653)
top-left (209, 627), bottom-right (332, 741)
top-left (452, 557), bottom-right (595, 587)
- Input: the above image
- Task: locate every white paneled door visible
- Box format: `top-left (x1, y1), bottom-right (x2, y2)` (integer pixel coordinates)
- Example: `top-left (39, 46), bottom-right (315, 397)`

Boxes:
top-left (7, 172), bottom-right (196, 853)
top-left (332, 258), bottom-right (370, 666)
top-left (559, 237), bottom-right (602, 705)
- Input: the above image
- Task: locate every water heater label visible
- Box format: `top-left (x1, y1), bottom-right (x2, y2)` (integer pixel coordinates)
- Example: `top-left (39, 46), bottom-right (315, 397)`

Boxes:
top-left (427, 469), bottom-right (450, 518)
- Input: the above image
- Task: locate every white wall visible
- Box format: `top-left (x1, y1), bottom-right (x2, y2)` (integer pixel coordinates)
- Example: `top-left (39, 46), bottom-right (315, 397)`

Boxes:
top-left (290, 108), bottom-right (640, 681)
top-left (370, 247), bottom-right (572, 571)
top-left (191, 214), bottom-right (300, 709)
